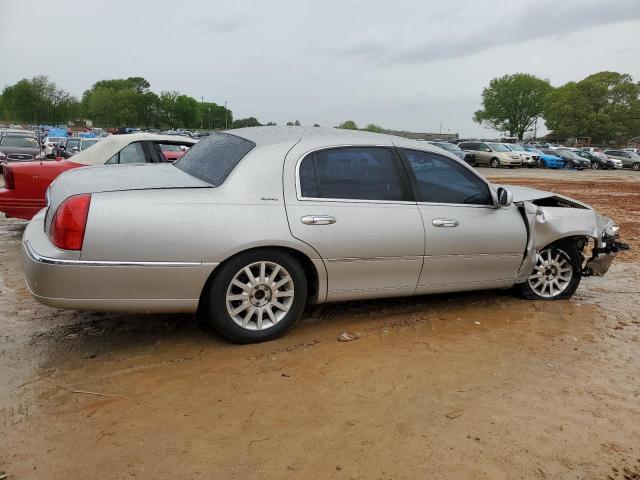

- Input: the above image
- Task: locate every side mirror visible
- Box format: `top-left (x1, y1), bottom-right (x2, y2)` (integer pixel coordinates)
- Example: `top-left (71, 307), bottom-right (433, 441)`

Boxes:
top-left (72, 146), bottom-right (79, 152)
top-left (484, 147), bottom-right (492, 152)
top-left (496, 187), bottom-right (513, 207)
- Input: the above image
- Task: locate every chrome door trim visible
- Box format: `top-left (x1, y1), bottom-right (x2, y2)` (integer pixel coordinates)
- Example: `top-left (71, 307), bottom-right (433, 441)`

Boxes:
top-left (24, 241), bottom-right (202, 267)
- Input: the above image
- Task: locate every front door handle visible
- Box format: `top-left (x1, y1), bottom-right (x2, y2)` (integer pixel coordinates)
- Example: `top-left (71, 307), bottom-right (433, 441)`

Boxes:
top-left (301, 215), bottom-right (337, 225)
top-left (432, 218), bottom-right (459, 227)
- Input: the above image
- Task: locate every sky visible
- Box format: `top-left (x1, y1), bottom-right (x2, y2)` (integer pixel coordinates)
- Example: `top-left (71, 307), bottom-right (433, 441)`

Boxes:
top-left (1, 0), bottom-right (639, 137)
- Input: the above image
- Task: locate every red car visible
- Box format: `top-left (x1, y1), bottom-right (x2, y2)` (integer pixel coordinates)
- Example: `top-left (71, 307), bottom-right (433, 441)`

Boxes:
top-left (0, 134), bottom-right (196, 220)
top-left (160, 143), bottom-right (189, 162)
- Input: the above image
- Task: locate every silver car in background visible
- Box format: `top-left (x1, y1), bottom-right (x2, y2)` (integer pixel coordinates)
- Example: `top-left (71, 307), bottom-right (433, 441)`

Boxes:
top-left (22, 127), bottom-right (627, 343)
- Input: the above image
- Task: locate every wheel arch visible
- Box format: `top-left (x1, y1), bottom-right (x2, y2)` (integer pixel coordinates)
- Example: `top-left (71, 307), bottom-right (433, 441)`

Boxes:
top-left (197, 245), bottom-right (325, 315)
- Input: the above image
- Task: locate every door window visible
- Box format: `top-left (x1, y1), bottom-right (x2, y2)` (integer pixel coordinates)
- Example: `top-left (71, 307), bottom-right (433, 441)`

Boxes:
top-left (105, 142), bottom-right (147, 164)
top-left (299, 147), bottom-right (402, 201)
top-left (402, 149), bottom-right (492, 205)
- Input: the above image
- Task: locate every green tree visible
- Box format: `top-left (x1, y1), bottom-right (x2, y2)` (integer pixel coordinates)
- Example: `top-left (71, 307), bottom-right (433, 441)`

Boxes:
top-left (286, 121), bottom-right (294, 126)
top-left (231, 117), bottom-right (262, 128)
top-left (337, 120), bottom-right (358, 130)
top-left (313, 123), bottom-right (320, 127)
top-left (544, 71), bottom-right (640, 143)
top-left (1, 76), bottom-right (79, 124)
top-left (174, 95), bottom-right (200, 128)
top-left (265, 121), bottom-right (277, 126)
top-left (474, 73), bottom-right (552, 140)
top-left (363, 123), bottom-right (383, 133)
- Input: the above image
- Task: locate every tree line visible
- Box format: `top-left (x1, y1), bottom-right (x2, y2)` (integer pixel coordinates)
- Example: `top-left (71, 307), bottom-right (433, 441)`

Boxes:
top-left (0, 76), bottom-right (241, 130)
top-left (474, 71), bottom-right (640, 143)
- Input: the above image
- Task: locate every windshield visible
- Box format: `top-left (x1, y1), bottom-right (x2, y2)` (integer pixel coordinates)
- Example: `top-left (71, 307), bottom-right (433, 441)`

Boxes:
top-left (0, 136), bottom-right (38, 148)
top-left (174, 132), bottom-right (256, 186)
top-left (558, 149), bottom-right (579, 158)
top-left (525, 147), bottom-right (543, 154)
top-left (66, 139), bottom-right (81, 149)
top-left (487, 143), bottom-right (510, 152)
top-left (81, 140), bottom-right (99, 150)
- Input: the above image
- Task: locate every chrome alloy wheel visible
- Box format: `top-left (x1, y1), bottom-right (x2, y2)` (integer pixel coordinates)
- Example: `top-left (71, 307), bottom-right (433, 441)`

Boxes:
top-left (527, 249), bottom-right (574, 298)
top-left (225, 261), bottom-right (294, 331)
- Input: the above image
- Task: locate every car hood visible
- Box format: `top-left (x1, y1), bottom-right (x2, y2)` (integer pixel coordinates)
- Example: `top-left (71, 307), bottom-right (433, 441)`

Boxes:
top-left (45, 163), bottom-right (210, 231)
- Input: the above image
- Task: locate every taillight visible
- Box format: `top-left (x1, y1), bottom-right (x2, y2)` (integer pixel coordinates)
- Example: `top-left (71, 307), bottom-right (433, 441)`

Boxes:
top-left (2, 166), bottom-right (15, 189)
top-left (48, 194), bottom-right (91, 250)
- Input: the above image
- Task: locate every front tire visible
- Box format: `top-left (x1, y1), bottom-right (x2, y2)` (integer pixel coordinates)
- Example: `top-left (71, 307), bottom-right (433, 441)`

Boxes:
top-left (591, 162), bottom-right (599, 170)
top-left (540, 160), bottom-right (547, 168)
top-left (203, 249), bottom-right (307, 343)
top-left (517, 241), bottom-right (582, 300)
top-left (633, 163), bottom-right (640, 171)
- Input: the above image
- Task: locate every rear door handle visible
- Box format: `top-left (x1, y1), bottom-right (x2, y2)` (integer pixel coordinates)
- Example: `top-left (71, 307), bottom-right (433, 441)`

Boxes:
top-left (301, 215), bottom-right (337, 225)
top-left (432, 218), bottom-right (459, 227)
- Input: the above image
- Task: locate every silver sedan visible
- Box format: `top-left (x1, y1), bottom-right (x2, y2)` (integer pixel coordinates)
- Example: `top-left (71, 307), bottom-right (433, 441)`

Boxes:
top-left (22, 127), bottom-right (627, 343)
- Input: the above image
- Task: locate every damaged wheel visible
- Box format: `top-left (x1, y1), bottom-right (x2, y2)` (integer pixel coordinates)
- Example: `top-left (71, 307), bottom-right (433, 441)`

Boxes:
top-left (517, 241), bottom-right (582, 300)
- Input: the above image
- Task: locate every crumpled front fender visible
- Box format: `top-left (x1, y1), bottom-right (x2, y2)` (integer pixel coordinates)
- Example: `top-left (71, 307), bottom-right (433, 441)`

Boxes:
top-left (515, 202), bottom-right (619, 282)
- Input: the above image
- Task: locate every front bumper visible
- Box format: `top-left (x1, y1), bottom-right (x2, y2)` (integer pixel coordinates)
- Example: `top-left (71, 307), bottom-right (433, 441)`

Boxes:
top-left (584, 238), bottom-right (629, 276)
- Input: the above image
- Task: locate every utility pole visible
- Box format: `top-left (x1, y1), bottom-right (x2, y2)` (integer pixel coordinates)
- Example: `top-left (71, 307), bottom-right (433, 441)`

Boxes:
top-left (439, 121), bottom-right (443, 135)
top-left (200, 97), bottom-right (204, 130)
top-left (224, 100), bottom-right (228, 129)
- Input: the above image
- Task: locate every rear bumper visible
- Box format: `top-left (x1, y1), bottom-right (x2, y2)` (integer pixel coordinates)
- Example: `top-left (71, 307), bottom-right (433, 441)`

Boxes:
top-left (22, 216), bottom-right (218, 313)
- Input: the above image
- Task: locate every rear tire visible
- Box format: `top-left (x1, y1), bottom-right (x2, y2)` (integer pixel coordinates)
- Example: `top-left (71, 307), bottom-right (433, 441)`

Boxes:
top-left (516, 240), bottom-right (582, 300)
top-left (540, 160), bottom-right (547, 168)
top-left (591, 162), bottom-right (599, 170)
top-left (203, 249), bottom-right (307, 343)
top-left (490, 158), bottom-right (500, 168)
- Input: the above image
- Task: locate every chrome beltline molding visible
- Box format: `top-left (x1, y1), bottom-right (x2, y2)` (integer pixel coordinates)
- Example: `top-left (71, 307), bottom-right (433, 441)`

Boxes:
top-left (24, 241), bottom-right (202, 267)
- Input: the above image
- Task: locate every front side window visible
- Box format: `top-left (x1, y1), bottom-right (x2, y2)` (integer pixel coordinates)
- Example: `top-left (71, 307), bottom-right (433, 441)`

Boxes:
top-left (402, 149), bottom-right (492, 205)
top-left (299, 147), bottom-right (402, 201)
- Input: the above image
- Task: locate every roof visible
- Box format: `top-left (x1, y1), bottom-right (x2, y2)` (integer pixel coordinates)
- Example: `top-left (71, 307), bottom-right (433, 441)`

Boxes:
top-left (228, 126), bottom-right (397, 147)
top-left (71, 133), bottom-right (197, 166)
top-left (226, 126), bottom-right (463, 165)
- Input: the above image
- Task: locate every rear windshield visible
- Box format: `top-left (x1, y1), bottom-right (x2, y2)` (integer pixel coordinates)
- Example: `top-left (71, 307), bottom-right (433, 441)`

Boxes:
top-left (174, 132), bottom-right (256, 186)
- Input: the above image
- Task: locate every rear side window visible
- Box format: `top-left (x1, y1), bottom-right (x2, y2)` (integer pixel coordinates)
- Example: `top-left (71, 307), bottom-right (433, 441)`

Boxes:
top-left (299, 147), bottom-right (402, 201)
top-left (174, 132), bottom-right (255, 186)
top-left (402, 149), bottom-right (491, 205)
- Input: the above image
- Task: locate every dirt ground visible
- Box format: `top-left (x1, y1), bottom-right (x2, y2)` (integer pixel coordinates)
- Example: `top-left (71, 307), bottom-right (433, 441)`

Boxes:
top-left (1, 168), bottom-right (639, 480)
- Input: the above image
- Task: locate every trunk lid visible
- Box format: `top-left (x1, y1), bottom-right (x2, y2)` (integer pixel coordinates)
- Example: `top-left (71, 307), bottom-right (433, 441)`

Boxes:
top-left (45, 163), bottom-right (209, 231)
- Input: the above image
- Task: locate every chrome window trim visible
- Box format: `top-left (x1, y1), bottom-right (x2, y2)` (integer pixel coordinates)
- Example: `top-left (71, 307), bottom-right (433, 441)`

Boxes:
top-left (25, 241), bottom-right (202, 268)
top-left (294, 144), bottom-right (414, 205)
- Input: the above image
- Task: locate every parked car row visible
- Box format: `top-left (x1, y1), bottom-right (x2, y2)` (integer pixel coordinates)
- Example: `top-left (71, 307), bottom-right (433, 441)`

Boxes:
top-left (439, 139), bottom-right (638, 172)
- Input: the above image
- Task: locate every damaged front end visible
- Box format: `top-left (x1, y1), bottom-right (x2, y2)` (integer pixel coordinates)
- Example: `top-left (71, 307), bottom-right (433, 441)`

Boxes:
top-left (506, 185), bottom-right (629, 283)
